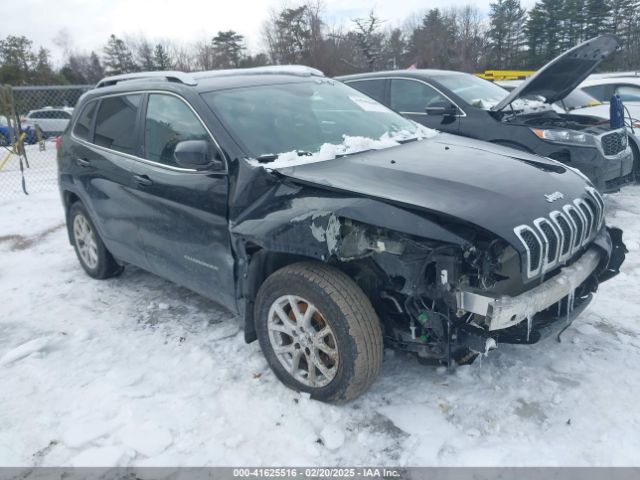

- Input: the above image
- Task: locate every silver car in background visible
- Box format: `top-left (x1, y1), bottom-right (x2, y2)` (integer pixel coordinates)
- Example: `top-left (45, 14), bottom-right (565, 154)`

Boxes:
top-left (23, 106), bottom-right (74, 137)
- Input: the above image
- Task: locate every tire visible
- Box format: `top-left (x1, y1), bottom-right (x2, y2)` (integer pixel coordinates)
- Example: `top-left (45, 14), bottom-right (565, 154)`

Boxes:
top-left (0, 132), bottom-right (8, 146)
top-left (630, 139), bottom-right (640, 184)
top-left (69, 202), bottom-right (123, 279)
top-left (255, 262), bottom-right (383, 403)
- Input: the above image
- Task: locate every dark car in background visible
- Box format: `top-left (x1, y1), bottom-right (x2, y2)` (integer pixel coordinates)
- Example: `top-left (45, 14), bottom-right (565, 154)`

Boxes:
top-left (58, 66), bottom-right (625, 403)
top-left (499, 79), bottom-right (640, 182)
top-left (338, 35), bottom-right (633, 192)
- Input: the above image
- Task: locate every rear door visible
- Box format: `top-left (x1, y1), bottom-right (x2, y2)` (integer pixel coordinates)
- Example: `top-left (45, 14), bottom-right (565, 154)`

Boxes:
top-left (389, 78), bottom-right (461, 133)
top-left (127, 92), bottom-right (235, 310)
top-left (69, 94), bottom-right (149, 267)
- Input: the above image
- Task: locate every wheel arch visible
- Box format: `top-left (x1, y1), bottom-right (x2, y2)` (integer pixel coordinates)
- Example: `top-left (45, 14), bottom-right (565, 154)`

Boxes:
top-left (62, 190), bottom-right (81, 245)
top-left (239, 247), bottom-right (327, 343)
top-left (231, 197), bottom-right (468, 343)
top-left (629, 134), bottom-right (640, 182)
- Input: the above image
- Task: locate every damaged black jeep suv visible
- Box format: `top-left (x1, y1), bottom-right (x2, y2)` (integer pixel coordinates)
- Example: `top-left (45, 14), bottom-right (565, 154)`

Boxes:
top-left (58, 66), bottom-right (626, 403)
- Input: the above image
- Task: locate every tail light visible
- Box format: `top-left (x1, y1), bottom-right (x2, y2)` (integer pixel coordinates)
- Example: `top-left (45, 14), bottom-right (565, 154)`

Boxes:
top-left (20, 116), bottom-right (27, 124)
top-left (55, 136), bottom-right (62, 160)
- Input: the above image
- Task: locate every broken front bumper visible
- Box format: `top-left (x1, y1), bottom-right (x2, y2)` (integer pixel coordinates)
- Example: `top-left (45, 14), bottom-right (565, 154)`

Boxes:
top-left (456, 247), bottom-right (602, 332)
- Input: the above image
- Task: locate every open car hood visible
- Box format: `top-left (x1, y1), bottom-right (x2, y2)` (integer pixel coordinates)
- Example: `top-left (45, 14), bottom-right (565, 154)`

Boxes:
top-left (492, 35), bottom-right (621, 112)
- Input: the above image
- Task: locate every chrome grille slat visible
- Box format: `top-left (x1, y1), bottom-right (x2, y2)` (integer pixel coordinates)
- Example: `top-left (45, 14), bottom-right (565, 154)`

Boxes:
top-left (515, 189), bottom-right (604, 279)
top-left (534, 218), bottom-right (560, 268)
top-left (575, 198), bottom-right (595, 240)
top-left (550, 210), bottom-right (574, 260)
top-left (564, 204), bottom-right (586, 250)
top-left (514, 225), bottom-right (543, 278)
top-left (585, 186), bottom-right (605, 228)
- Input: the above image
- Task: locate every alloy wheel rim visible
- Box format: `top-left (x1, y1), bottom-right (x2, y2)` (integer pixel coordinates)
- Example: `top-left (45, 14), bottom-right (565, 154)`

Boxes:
top-left (73, 214), bottom-right (99, 269)
top-left (267, 295), bottom-right (339, 388)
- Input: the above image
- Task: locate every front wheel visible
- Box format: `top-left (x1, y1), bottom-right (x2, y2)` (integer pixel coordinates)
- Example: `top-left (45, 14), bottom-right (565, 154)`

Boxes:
top-left (255, 262), bottom-right (383, 403)
top-left (630, 139), bottom-right (640, 183)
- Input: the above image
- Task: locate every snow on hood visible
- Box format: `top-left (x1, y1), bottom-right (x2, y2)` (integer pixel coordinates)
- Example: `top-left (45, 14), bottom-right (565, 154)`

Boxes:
top-left (247, 125), bottom-right (439, 169)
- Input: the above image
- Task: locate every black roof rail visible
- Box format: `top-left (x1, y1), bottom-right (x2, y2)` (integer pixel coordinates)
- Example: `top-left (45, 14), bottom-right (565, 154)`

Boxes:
top-left (95, 71), bottom-right (197, 88)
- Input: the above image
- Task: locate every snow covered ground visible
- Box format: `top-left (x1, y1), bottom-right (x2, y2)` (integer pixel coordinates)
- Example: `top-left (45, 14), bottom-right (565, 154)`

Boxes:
top-left (0, 142), bottom-right (58, 198)
top-left (1, 181), bottom-right (640, 467)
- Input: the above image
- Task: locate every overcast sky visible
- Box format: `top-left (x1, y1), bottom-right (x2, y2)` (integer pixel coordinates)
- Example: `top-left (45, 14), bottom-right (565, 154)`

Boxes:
top-left (4, 0), bottom-right (536, 64)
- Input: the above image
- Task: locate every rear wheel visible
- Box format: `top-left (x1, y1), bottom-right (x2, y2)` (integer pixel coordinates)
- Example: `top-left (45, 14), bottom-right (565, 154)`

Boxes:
top-left (69, 202), bottom-right (123, 279)
top-left (255, 262), bottom-right (383, 403)
top-left (630, 139), bottom-right (640, 183)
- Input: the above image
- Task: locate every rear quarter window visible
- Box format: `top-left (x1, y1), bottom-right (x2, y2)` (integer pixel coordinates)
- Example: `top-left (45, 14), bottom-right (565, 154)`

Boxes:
top-left (72, 101), bottom-right (98, 141)
top-left (582, 84), bottom-right (609, 102)
top-left (346, 79), bottom-right (386, 104)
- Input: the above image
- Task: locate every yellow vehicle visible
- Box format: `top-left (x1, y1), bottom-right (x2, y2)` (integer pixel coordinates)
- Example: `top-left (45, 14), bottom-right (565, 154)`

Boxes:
top-left (475, 70), bottom-right (536, 81)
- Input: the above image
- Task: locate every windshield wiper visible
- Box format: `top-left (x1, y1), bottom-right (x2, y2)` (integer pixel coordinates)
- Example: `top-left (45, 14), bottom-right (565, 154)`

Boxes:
top-left (255, 150), bottom-right (314, 164)
top-left (335, 148), bottom-right (376, 158)
top-left (255, 154), bottom-right (279, 163)
top-left (397, 137), bottom-right (419, 144)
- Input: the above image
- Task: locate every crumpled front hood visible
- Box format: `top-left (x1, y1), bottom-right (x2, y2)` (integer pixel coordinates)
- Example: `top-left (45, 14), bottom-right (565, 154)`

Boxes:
top-left (274, 134), bottom-right (592, 247)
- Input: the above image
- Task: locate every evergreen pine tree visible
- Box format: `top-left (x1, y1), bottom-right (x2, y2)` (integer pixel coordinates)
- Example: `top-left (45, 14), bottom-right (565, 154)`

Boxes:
top-left (103, 34), bottom-right (137, 75)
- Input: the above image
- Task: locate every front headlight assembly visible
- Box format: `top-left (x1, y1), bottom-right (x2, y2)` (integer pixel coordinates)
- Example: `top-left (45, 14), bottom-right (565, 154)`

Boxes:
top-left (531, 128), bottom-right (597, 147)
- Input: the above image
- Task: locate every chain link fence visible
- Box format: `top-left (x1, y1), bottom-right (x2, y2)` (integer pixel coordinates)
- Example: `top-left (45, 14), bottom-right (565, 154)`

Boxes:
top-left (1, 85), bottom-right (92, 199)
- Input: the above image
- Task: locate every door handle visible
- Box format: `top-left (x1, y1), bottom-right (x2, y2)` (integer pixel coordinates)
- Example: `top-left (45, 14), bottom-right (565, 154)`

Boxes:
top-left (76, 158), bottom-right (91, 167)
top-left (133, 174), bottom-right (153, 186)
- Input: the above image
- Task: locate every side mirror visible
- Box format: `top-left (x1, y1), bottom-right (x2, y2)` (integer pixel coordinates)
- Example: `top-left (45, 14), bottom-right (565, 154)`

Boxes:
top-left (174, 140), bottom-right (224, 170)
top-left (425, 102), bottom-right (458, 117)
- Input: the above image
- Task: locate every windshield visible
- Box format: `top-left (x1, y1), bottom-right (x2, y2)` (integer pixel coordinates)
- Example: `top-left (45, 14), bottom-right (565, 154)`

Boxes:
top-left (202, 80), bottom-right (434, 161)
top-left (435, 74), bottom-right (508, 107)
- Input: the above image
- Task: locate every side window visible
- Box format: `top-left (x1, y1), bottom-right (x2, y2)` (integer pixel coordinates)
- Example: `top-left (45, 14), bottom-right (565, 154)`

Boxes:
top-left (582, 84), bottom-right (609, 102)
top-left (29, 111), bottom-right (45, 119)
top-left (615, 85), bottom-right (640, 102)
top-left (390, 79), bottom-right (448, 113)
top-left (347, 79), bottom-right (386, 103)
top-left (144, 94), bottom-right (210, 166)
top-left (94, 94), bottom-right (141, 155)
top-left (73, 101), bottom-right (97, 141)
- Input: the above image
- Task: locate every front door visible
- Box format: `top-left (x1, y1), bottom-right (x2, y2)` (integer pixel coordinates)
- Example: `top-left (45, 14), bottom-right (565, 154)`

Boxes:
top-left (128, 92), bottom-right (236, 310)
top-left (389, 78), bottom-right (461, 134)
